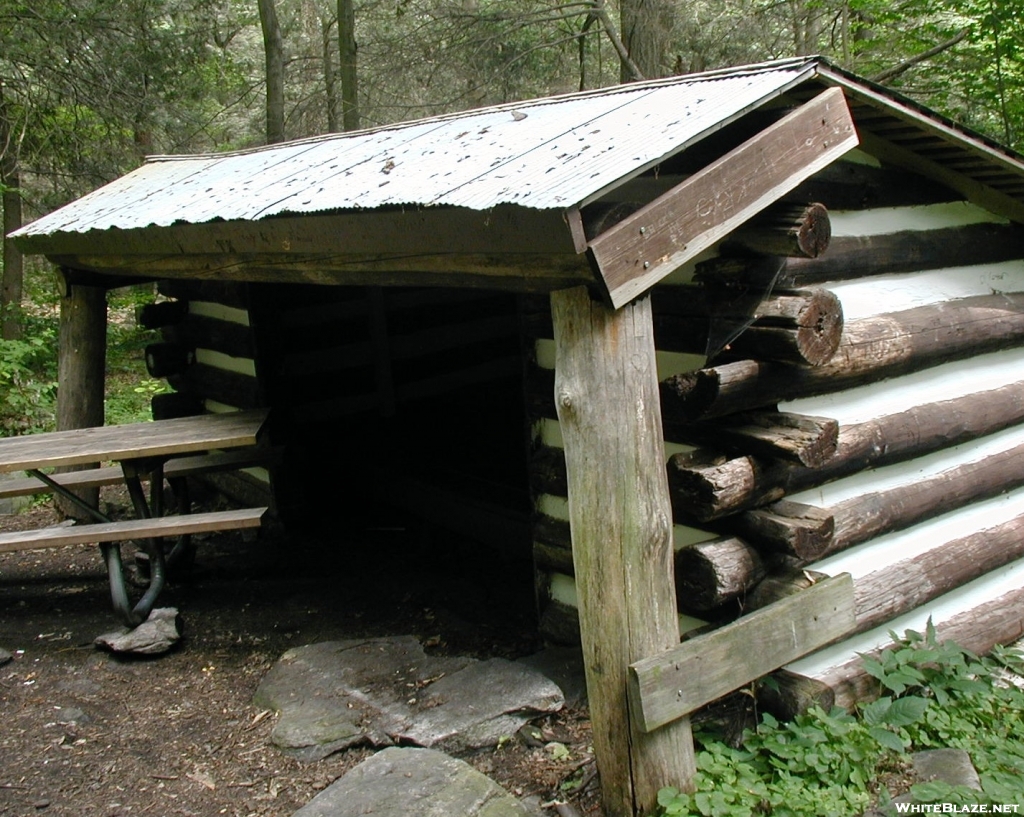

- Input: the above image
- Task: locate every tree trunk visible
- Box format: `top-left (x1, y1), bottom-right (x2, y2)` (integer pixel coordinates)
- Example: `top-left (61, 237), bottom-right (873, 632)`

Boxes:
top-left (619, 0), bottom-right (673, 80)
top-left (322, 12), bottom-right (339, 132)
top-left (56, 279), bottom-right (107, 517)
top-left (0, 81), bottom-right (23, 340)
top-left (338, 0), bottom-right (359, 131)
top-left (258, 0), bottom-right (286, 144)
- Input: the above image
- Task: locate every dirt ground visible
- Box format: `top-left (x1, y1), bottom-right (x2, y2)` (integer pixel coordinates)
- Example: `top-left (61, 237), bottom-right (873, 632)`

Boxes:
top-left (0, 488), bottom-right (603, 817)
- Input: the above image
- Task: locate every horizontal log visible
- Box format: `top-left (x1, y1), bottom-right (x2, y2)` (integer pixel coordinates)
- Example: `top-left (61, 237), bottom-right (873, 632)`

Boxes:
top-left (744, 567), bottom-right (827, 612)
top-left (853, 514), bottom-right (1024, 635)
top-left (52, 250), bottom-right (594, 293)
top-left (529, 281), bottom-right (844, 366)
top-left (726, 438), bottom-right (1024, 561)
top-left (163, 313), bottom-right (256, 359)
top-left (675, 537), bottom-right (766, 612)
top-left (822, 439), bottom-right (1024, 560)
top-left (756, 669), bottom-right (836, 721)
top-left (167, 363), bottom-right (261, 409)
top-left (145, 342), bottom-right (194, 378)
top-left (665, 411), bottom-right (838, 468)
top-left (726, 202), bottom-right (831, 258)
top-left (158, 279), bottom-right (251, 310)
top-left (136, 299), bottom-right (187, 329)
top-left (778, 221), bottom-right (1024, 287)
top-left (805, 583), bottom-right (1024, 712)
top-left (670, 381), bottom-right (1024, 520)
top-left (657, 285), bottom-right (844, 366)
top-left (720, 499), bottom-right (834, 560)
top-left (662, 291), bottom-right (1024, 421)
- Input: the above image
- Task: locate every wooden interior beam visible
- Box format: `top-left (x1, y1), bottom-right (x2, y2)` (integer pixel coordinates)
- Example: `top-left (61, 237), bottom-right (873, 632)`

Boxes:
top-left (18, 204), bottom-right (582, 258)
top-left (47, 251), bottom-right (594, 293)
top-left (587, 87), bottom-right (858, 308)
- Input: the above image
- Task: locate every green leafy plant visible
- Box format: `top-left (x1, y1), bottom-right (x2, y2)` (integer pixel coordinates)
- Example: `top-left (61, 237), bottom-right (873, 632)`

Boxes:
top-left (0, 332), bottom-right (58, 436)
top-left (654, 624), bottom-right (1024, 816)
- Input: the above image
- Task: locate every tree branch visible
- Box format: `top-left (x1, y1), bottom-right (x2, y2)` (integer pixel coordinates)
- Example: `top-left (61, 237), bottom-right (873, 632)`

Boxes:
top-left (871, 27), bottom-right (969, 84)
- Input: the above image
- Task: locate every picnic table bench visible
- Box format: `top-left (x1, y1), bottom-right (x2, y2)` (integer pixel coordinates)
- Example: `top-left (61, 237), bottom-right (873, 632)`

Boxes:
top-left (0, 409), bottom-right (271, 626)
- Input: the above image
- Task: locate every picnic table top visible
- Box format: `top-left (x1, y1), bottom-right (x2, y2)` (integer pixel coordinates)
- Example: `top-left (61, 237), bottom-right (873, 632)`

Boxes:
top-left (0, 409), bottom-right (269, 474)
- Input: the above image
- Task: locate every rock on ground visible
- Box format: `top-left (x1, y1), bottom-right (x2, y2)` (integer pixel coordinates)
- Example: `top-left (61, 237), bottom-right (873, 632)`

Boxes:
top-left (291, 747), bottom-right (532, 817)
top-left (94, 607), bottom-right (182, 655)
top-left (254, 636), bottom-right (564, 761)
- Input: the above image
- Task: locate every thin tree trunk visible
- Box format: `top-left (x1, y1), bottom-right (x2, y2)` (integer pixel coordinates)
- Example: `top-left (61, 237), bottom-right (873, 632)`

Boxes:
top-left (258, 0), bottom-right (286, 144)
top-left (322, 13), bottom-right (339, 132)
top-left (338, 0), bottom-right (359, 131)
top-left (0, 81), bottom-right (24, 340)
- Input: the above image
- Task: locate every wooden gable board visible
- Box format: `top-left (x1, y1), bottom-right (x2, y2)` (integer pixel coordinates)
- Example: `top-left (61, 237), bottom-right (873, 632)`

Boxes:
top-left (588, 87), bottom-right (859, 308)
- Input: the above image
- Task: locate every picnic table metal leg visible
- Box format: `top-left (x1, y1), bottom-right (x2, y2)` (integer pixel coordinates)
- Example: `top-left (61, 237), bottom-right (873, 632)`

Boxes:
top-left (164, 476), bottom-right (194, 572)
top-left (120, 461), bottom-right (168, 625)
top-left (26, 469), bottom-right (112, 524)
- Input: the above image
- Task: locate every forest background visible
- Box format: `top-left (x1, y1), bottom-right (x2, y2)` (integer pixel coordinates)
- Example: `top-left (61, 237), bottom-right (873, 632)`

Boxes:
top-left (0, 0), bottom-right (1022, 431)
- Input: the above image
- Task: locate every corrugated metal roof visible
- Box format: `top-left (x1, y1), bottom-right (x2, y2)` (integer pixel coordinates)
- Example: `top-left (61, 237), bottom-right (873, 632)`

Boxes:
top-left (16, 58), bottom-right (821, 236)
top-left (16, 56), bottom-right (1024, 245)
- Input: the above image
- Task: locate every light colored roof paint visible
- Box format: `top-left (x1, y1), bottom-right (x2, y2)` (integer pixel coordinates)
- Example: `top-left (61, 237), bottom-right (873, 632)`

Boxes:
top-left (16, 59), bottom-right (820, 236)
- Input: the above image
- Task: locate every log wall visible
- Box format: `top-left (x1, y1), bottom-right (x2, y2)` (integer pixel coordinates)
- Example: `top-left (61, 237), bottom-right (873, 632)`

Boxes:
top-left (528, 150), bottom-right (1024, 712)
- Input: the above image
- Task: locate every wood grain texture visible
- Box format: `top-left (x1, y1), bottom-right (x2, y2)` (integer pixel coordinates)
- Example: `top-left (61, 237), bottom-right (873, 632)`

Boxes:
top-left (662, 291), bottom-right (1024, 422)
top-left (588, 88), bottom-right (858, 308)
top-left (670, 381), bottom-right (1024, 520)
top-left (629, 574), bottom-right (855, 732)
top-left (0, 409), bottom-right (268, 473)
top-left (0, 507), bottom-right (266, 554)
top-left (551, 285), bottom-right (695, 814)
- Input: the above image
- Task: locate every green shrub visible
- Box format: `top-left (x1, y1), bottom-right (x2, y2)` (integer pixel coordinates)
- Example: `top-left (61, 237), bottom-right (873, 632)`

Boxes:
top-left (655, 623), bottom-right (1024, 816)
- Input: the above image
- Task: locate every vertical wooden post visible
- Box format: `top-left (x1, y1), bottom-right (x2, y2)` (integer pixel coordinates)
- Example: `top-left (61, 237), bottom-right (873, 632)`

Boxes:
top-left (56, 277), bottom-right (107, 516)
top-left (550, 285), bottom-right (696, 817)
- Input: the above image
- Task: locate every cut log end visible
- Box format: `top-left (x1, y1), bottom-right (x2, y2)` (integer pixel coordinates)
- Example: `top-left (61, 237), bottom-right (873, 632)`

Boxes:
top-left (675, 537), bottom-right (766, 611)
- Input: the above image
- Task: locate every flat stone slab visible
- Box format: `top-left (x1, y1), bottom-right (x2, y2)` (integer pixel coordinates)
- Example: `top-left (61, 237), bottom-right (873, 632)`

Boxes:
top-left (254, 636), bottom-right (564, 761)
top-left (292, 747), bottom-right (531, 817)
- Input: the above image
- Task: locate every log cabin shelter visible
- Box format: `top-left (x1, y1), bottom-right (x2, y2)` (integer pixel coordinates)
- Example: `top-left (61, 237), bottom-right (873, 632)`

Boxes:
top-left (13, 55), bottom-right (1024, 815)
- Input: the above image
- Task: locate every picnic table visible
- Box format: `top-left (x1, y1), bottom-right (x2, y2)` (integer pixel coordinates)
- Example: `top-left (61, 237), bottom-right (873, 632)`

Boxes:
top-left (0, 409), bottom-right (270, 625)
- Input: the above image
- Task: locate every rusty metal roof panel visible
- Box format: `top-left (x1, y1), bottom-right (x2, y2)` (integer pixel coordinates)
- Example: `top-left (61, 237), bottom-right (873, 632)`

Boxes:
top-left (16, 59), bottom-right (821, 237)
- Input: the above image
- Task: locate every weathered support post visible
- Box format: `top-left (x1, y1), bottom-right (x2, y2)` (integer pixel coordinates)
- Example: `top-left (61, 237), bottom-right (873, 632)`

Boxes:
top-left (56, 276), bottom-right (107, 516)
top-left (550, 285), bottom-right (695, 816)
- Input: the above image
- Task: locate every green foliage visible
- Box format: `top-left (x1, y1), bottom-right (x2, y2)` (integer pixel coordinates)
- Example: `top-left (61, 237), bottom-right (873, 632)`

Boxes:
top-left (0, 322), bottom-right (57, 436)
top-left (654, 624), bottom-right (1024, 816)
